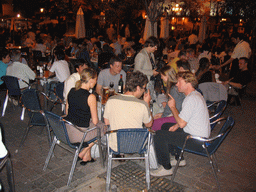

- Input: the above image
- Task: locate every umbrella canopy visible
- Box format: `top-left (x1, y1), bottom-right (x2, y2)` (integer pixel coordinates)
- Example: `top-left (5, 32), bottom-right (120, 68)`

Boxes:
top-left (143, 18), bottom-right (157, 41)
top-left (160, 17), bottom-right (169, 39)
top-left (75, 7), bottom-right (86, 39)
top-left (198, 16), bottom-right (207, 43)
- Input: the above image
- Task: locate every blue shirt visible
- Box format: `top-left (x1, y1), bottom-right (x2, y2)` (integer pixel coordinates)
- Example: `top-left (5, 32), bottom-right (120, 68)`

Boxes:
top-left (0, 61), bottom-right (8, 85)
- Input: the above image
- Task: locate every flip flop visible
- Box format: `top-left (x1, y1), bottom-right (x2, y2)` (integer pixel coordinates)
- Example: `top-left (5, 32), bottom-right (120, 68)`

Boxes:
top-left (80, 158), bottom-right (96, 166)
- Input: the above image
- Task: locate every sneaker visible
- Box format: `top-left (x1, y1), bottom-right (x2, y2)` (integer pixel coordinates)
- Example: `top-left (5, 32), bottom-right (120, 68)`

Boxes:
top-left (170, 158), bottom-right (186, 167)
top-left (150, 165), bottom-right (173, 177)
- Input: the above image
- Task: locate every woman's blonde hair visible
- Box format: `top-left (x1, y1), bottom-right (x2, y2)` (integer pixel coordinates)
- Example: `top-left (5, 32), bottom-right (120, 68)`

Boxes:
top-left (75, 68), bottom-right (97, 90)
top-left (159, 65), bottom-right (177, 95)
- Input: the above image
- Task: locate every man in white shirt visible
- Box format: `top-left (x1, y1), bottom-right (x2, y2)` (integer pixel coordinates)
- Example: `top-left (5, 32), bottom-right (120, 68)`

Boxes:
top-left (216, 33), bottom-right (251, 78)
top-left (6, 50), bottom-right (35, 89)
top-left (110, 35), bottom-right (122, 56)
top-left (151, 71), bottom-right (210, 177)
top-left (186, 48), bottom-right (199, 74)
top-left (63, 59), bottom-right (89, 102)
top-left (49, 49), bottom-right (70, 82)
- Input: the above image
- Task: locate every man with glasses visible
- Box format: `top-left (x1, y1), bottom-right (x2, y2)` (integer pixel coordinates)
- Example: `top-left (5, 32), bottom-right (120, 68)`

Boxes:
top-left (104, 71), bottom-right (153, 152)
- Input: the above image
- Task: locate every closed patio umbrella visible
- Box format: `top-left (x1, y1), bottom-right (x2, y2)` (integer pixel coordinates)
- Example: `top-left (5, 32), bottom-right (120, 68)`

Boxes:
top-left (160, 16), bottom-right (169, 39)
top-left (75, 7), bottom-right (86, 39)
top-left (143, 18), bottom-right (157, 41)
top-left (198, 16), bottom-right (207, 43)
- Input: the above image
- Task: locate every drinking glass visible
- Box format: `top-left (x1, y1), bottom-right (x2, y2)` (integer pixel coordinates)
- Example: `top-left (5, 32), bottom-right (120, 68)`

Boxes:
top-left (109, 82), bottom-right (114, 89)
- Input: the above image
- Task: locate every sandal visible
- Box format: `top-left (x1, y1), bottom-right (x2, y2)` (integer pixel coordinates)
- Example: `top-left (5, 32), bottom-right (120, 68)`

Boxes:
top-left (80, 158), bottom-right (96, 166)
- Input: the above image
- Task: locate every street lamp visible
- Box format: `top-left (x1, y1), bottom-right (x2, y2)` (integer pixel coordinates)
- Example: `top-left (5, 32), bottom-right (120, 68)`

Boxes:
top-left (40, 8), bottom-right (44, 13)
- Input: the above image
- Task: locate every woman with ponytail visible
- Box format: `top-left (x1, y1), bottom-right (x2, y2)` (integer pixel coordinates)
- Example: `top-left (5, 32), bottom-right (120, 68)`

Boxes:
top-left (65, 68), bottom-right (106, 165)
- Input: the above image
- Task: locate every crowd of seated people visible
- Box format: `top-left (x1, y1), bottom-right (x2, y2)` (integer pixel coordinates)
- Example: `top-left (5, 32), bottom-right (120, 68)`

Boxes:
top-left (0, 23), bottom-right (251, 181)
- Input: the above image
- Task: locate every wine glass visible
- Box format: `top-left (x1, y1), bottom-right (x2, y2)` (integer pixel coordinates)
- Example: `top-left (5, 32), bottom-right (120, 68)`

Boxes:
top-left (109, 82), bottom-right (114, 89)
top-left (109, 82), bottom-right (114, 96)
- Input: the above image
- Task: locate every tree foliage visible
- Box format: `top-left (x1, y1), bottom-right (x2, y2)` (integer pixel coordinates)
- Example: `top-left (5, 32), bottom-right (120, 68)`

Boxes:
top-left (223, 0), bottom-right (256, 26)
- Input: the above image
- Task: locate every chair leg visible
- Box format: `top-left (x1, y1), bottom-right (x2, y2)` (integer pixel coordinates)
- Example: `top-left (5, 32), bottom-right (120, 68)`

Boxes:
top-left (16, 125), bottom-right (31, 152)
top-left (43, 137), bottom-right (57, 171)
top-left (212, 153), bottom-right (220, 172)
top-left (6, 157), bottom-right (15, 192)
top-left (2, 93), bottom-right (8, 117)
top-left (234, 95), bottom-right (241, 106)
top-left (170, 150), bottom-right (184, 184)
top-left (205, 150), bottom-right (221, 191)
top-left (67, 149), bottom-right (79, 186)
top-left (145, 153), bottom-right (150, 190)
top-left (171, 139), bottom-right (187, 184)
top-left (42, 113), bottom-right (52, 148)
top-left (20, 107), bottom-right (25, 121)
top-left (46, 126), bottom-right (52, 149)
top-left (97, 128), bottom-right (104, 168)
top-left (106, 153), bottom-right (112, 192)
top-left (98, 139), bottom-right (104, 168)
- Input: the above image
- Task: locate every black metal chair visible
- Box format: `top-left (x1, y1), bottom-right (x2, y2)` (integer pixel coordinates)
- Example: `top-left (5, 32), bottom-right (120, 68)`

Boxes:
top-left (227, 84), bottom-right (248, 106)
top-left (171, 116), bottom-right (235, 191)
top-left (16, 89), bottom-right (51, 153)
top-left (49, 82), bottom-right (65, 112)
top-left (1, 75), bottom-right (30, 120)
top-left (43, 111), bottom-right (104, 186)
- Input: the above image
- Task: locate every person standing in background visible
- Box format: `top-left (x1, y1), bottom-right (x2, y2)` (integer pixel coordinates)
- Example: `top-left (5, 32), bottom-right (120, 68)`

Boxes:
top-left (134, 36), bottom-right (159, 81)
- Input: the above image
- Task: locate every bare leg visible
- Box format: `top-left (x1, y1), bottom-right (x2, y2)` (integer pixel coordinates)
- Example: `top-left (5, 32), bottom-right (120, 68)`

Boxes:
top-left (79, 142), bottom-right (94, 161)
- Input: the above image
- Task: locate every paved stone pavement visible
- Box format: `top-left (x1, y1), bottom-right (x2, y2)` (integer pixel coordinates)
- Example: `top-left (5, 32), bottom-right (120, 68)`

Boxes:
top-left (0, 74), bottom-right (255, 192)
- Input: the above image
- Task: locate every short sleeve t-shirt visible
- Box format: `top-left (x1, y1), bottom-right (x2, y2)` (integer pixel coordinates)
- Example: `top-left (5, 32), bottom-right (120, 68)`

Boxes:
top-left (50, 60), bottom-right (70, 82)
top-left (232, 70), bottom-right (251, 86)
top-left (104, 94), bottom-right (151, 151)
top-left (97, 68), bottom-right (126, 93)
top-left (179, 90), bottom-right (210, 138)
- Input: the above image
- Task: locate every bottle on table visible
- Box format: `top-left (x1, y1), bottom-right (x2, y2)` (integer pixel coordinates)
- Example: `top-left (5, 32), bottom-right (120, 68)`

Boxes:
top-left (44, 63), bottom-right (49, 78)
top-left (118, 74), bottom-right (123, 94)
top-left (36, 65), bottom-right (40, 76)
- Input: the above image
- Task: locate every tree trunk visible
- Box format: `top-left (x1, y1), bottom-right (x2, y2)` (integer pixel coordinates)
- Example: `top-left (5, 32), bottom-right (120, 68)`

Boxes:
top-left (151, 20), bottom-right (155, 37)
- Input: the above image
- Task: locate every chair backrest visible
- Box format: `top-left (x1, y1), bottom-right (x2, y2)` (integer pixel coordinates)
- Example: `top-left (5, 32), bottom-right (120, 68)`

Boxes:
top-left (209, 100), bottom-right (227, 130)
top-left (198, 82), bottom-right (228, 102)
top-left (1, 76), bottom-right (21, 96)
top-left (21, 89), bottom-right (41, 111)
top-left (44, 111), bottom-right (75, 148)
top-left (207, 116), bottom-right (234, 155)
top-left (55, 82), bottom-right (64, 101)
top-left (116, 128), bottom-right (149, 154)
